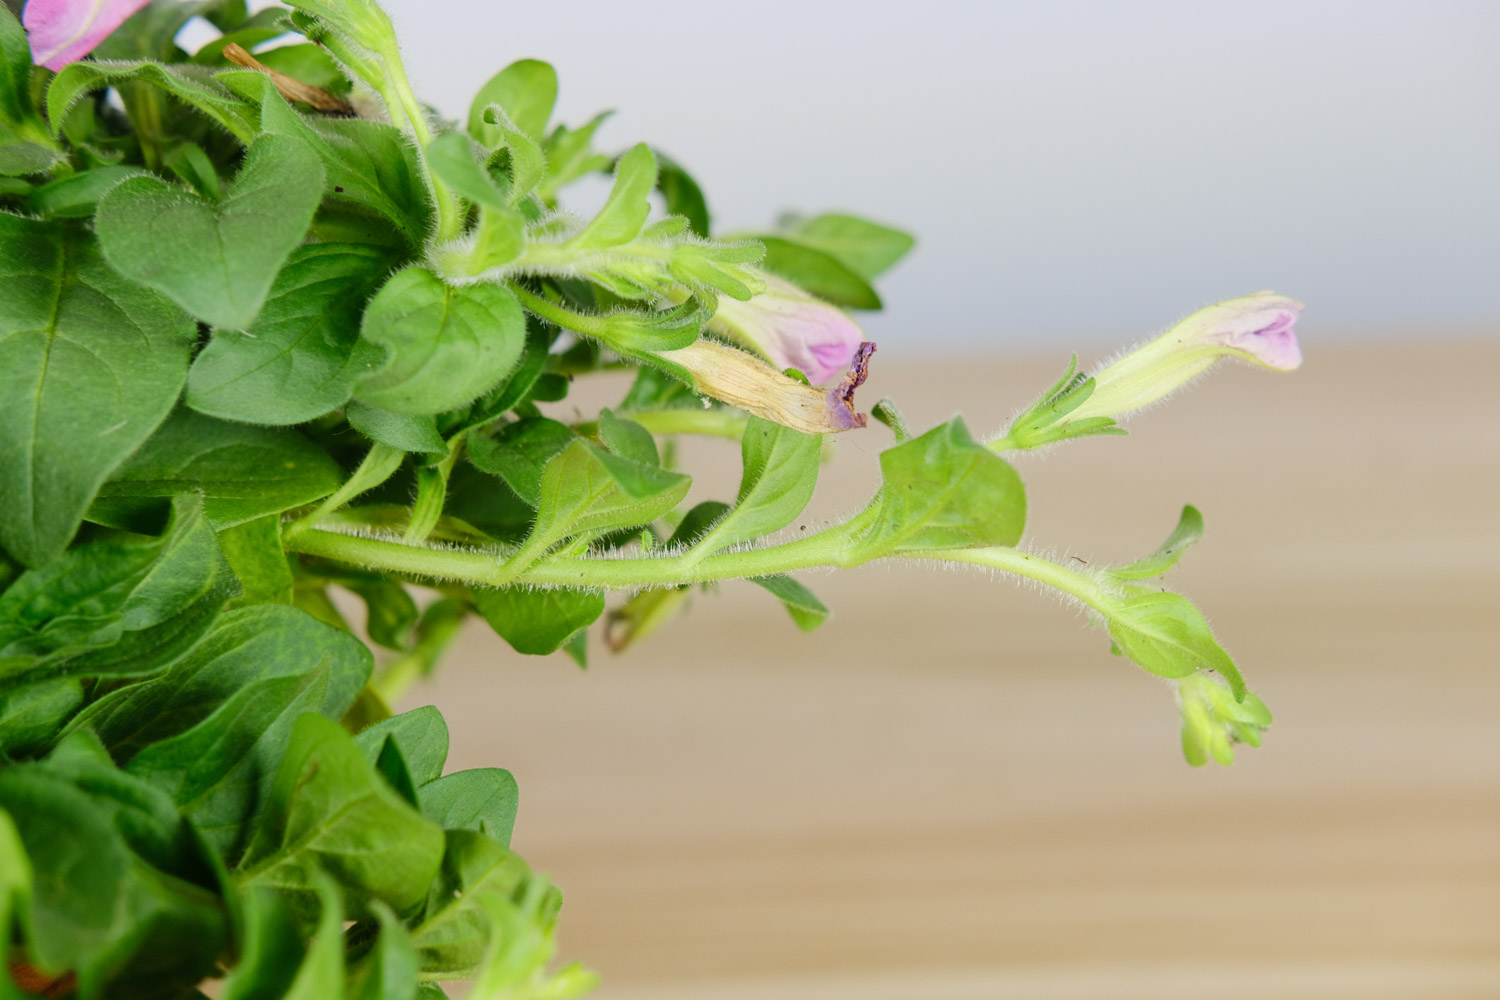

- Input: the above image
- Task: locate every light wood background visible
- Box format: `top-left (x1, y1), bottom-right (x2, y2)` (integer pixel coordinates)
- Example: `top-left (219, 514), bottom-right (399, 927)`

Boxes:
top-left (409, 339), bottom-right (1500, 999)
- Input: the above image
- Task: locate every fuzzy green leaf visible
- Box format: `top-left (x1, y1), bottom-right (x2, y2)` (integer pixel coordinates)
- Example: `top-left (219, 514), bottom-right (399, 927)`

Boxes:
top-left (86, 409), bottom-right (343, 533)
top-left (1106, 591), bottom-right (1247, 699)
top-left (353, 705), bottom-right (450, 788)
top-left (354, 267), bottom-right (526, 416)
top-left (688, 417), bottom-right (819, 556)
top-left (473, 587), bottom-right (603, 656)
top-left (0, 215), bottom-right (195, 567)
top-left (95, 133), bottom-right (325, 330)
top-left (467, 418), bottom-right (577, 507)
top-left (186, 244), bottom-right (397, 425)
top-left (1110, 505), bottom-right (1205, 581)
top-left (419, 769), bottom-right (518, 847)
top-left (240, 713), bottom-right (445, 920)
top-left (567, 142), bottom-right (656, 249)
top-left (852, 417), bottom-right (1026, 559)
top-left (779, 212), bottom-right (915, 281)
top-left (756, 235), bottom-right (881, 310)
top-left (46, 60), bottom-right (256, 141)
top-left (0, 494), bottom-right (235, 687)
top-left (748, 574), bottom-right (828, 632)
top-left (468, 59), bottom-right (557, 143)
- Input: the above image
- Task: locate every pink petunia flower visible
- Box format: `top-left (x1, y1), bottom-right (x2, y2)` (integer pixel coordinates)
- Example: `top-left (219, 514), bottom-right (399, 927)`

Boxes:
top-left (24, 0), bottom-right (150, 71)
top-left (706, 273), bottom-right (866, 384)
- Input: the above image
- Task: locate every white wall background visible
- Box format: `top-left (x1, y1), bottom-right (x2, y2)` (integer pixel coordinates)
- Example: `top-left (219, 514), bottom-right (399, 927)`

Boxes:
top-left (376, 0), bottom-right (1497, 354)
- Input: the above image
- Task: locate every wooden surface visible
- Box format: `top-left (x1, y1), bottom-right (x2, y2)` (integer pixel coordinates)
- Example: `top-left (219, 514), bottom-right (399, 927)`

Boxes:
top-left (407, 339), bottom-right (1500, 999)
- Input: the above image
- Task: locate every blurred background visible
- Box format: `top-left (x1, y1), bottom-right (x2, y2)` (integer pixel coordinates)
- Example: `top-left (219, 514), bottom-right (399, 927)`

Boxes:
top-left (372, 0), bottom-right (1500, 353)
top-left (302, 0), bottom-right (1496, 996)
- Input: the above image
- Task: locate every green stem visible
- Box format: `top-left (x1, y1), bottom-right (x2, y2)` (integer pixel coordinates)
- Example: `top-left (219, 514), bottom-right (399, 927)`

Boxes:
top-left (369, 46), bottom-right (460, 242)
top-left (285, 522), bottom-right (853, 590)
top-left (909, 546), bottom-right (1117, 613)
top-left (403, 434), bottom-right (464, 545)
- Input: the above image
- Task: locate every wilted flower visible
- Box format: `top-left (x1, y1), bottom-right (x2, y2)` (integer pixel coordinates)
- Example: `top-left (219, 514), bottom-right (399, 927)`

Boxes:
top-left (659, 338), bottom-right (874, 434)
top-left (706, 272), bottom-right (865, 384)
top-left (1068, 291), bottom-right (1303, 423)
top-left (24, 0), bottom-right (149, 70)
top-left (1176, 671), bottom-right (1272, 766)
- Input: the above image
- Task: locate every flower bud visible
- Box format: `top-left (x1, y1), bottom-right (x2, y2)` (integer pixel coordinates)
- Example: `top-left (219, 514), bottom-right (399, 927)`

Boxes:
top-left (24, 0), bottom-right (149, 70)
top-left (1176, 671), bottom-right (1272, 766)
top-left (1069, 291), bottom-right (1303, 423)
top-left (706, 272), bottom-right (865, 384)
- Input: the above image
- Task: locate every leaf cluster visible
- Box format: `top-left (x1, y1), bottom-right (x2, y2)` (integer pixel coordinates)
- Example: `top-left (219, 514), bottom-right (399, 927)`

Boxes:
top-left (0, 0), bottom-right (1285, 994)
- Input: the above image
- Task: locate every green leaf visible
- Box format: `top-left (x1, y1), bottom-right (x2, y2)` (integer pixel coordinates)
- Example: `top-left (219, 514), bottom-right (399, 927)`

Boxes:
top-left (125, 665), bottom-right (335, 860)
top-left (472, 587), bottom-right (603, 657)
top-left (409, 831), bottom-right (529, 978)
top-left (852, 418), bottom-right (1026, 559)
top-left (522, 439), bottom-right (691, 555)
top-left (255, 44), bottom-right (352, 98)
top-left (349, 901), bottom-right (419, 1000)
top-left (0, 678), bottom-right (83, 758)
top-left (0, 740), bottom-right (227, 999)
top-left (1106, 591), bottom-right (1247, 699)
top-left (373, 735), bottom-right (420, 808)
top-left (219, 69), bottom-right (430, 243)
top-left (667, 501), bottom-right (731, 549)
top-left (478, 105), bottom-right (546, 202)
top-left (347, 401), bottom-right (447, 455)
top-left (186, 243), bottom-right (397, 425)
top-left (46, 60), bottom-right (256, 142)
top-left (748, 575), bottom-right (828, 631)
top-left (427, 130), bottom-right (509, 212)
top-left (780, 212), bottom-right (915, 280)
top-left (0, 806), bottom-right (32, 956)
top-left (95, 133), bottom-right (325, 330)
top-left (352, 705), bottom-right (450, 787)
top-left (219, 515), bottom-right (295, 608)
top-left (354, 267), bottom-right (526, 416)
top-left (0, 494), bottom-right (236, 686)
top-left (655, 152), bottom-right (710, 236)
top-left (597, 408), bottom-right (659, 467)
top-left (468, 59), bottom-right (557, 143)
top-left (345, 577), bottom-right (419, 651)
top-left (756, 235), bottom-right (881, 310)
top-left (68, 603), bottom-right (371, 763)
top-left (467, 418), bottom-right (577, 507)
top-left (0, 137), bottom-right (61, 176)
top-left (447, 320), bottom-right (551, 436)
top-left (86, 409), bottom-right (343, 532)
top-left (219, 887), bottom-right (307, 1000)
top-left (419, 769), bottom-right (518, 846)
top-left (0, 6), bottom-right (41, 134)
top-left (0, 215), bottom-right (195, 567)
top-left (1110, 505), bottom-right (1205, 581)
top-left (567, 142), bottom-right (656, 249)
top-left (539, 111), bottom-right (612, 199)
top-left (25, 165), bottom-right (149, 219)
top-left (240, 713), bottom-right (445, 920)
top-left (283, 872), bottom-right (346, 1000)
top-left (688, 417), bottom-right (819, 556)
top-left (164, 141), bottom-right (222, 199)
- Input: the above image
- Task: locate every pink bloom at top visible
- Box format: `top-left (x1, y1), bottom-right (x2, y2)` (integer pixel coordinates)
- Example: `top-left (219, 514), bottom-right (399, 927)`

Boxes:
top-left (24, 0), bottom-right (150, 71)
top-left (707, 273), bottom-right (865, 384)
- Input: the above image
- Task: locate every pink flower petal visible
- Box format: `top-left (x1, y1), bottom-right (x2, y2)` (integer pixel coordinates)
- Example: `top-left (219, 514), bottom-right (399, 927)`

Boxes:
top-left (24, 0), bottom-right (151, 71)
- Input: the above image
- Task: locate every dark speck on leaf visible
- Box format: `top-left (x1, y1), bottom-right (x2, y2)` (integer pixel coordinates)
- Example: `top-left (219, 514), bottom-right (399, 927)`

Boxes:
top-left (334, 186), bottom-right (344, 193)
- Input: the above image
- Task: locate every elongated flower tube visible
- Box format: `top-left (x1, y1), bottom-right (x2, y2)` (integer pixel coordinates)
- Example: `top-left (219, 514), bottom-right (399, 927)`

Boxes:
top-left (1070, 291), bottom-right (1303, 423)
top-left (706, 272), bottom-right (866, 383)
top-left (24, 0), bottom-right (149, 70)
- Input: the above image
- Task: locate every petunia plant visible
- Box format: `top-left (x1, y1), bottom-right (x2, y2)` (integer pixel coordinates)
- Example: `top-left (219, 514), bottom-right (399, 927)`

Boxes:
top-left (0, 0), bottom-right (1301, 996)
